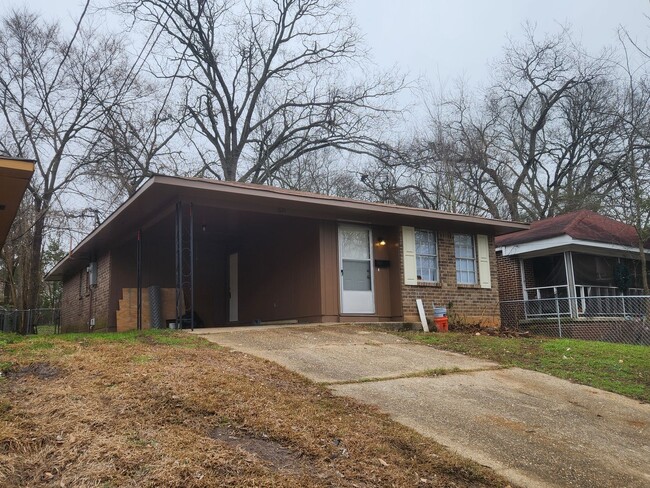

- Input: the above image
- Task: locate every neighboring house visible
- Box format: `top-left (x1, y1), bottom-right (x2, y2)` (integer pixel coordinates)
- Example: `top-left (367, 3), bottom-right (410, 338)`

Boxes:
top-left (496, 210), bottom-right (649, 321)
top-left (0, 156), bottom-right (35, 248)
top-left (46, 176), bottom-right (526, 332)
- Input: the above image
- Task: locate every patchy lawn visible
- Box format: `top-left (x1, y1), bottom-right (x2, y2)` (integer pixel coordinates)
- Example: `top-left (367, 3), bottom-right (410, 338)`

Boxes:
top-left (0, 330), bottom-right (510, 487)
top-left (399, 332), bottom-right (650, 403)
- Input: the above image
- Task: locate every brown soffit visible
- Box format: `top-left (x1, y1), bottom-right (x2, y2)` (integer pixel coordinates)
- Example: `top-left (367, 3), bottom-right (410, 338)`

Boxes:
top-left (46, 175), bottom-right (529, 280)
top-left (0, 157), bottom-right (35, 248)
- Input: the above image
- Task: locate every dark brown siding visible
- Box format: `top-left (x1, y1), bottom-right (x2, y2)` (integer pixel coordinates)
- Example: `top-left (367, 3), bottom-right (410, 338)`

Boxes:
top-left (317, 223), bottom-right (402, 322)
top-left (319, 221), bottom-right (339, 322)
top-left (371, 225), bottom-right (399, 320)
top-left (237, 216), bottom-right (322, 323)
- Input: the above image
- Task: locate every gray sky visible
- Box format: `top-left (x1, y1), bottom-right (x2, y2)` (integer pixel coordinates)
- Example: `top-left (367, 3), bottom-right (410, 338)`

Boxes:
top-left (4, 0), bottom-right (650, 85)
top-left (350, 0), bottom-right (650, 84)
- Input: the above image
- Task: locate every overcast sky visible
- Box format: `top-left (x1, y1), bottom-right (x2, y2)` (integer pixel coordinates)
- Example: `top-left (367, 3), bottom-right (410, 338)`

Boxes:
top-left (7, 0), bottom-right (649, 85)
top-left (353, 0), bottom-right (650, 83)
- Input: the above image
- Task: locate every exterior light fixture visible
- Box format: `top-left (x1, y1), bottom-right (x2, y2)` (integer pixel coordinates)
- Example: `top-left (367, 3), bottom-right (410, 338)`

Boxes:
top-left (377, 237), bottom-right (386, 246)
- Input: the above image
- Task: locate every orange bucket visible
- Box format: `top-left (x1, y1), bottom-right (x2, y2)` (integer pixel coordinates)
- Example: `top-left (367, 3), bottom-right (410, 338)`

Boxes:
top-left (434, 316), bottom-right (448, 332)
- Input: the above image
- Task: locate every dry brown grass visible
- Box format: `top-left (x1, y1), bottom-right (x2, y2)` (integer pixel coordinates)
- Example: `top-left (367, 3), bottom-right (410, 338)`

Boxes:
top-left (0, 331), bottom-right (511, 487)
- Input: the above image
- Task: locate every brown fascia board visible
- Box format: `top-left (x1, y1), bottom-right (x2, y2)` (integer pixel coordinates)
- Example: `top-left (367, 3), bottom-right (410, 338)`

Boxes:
top-left (45, 175), bottom-right (529, 280)
top-left (165, 177), bottom-right (528, 233)
top-left (0, 155), bottom-right (37, 162)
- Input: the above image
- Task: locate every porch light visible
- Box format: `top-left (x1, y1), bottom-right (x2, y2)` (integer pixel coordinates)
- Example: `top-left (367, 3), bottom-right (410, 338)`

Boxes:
top-left (377, 237), bottom-right (386, 246)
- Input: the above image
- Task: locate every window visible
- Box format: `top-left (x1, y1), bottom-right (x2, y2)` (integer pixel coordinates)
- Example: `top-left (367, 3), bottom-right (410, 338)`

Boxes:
top-left (454, 234), bottom-right (477, 284)
top-left (415, 229), bottom-right (438, 282)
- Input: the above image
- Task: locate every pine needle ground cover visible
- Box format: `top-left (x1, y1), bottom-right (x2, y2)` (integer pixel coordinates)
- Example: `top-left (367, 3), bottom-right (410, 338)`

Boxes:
top-left (0, 330), bottom-right (509, 487)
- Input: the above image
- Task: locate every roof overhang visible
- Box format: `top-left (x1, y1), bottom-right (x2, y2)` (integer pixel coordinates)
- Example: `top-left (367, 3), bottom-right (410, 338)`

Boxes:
top-left (47, 176), bottom-right (529, 280)
top-left (497, 235), bottom-right (648, 259)
top-left (0, 157), bottom-right (35, 247)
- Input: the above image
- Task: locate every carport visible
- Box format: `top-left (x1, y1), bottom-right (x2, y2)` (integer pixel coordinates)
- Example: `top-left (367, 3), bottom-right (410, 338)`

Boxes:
top-left (47, 177), bottom-right (413, 331)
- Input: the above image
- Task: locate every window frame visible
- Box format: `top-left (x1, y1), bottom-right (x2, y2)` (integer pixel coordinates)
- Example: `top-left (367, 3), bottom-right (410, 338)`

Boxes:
top-left (415, 229), bottom-right (439, 283)
top-left (454, 233), bottom-right (477, 285)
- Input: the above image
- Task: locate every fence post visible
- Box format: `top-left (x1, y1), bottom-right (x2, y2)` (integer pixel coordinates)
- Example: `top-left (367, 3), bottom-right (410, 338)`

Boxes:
top-left (556, 295), bottom-right (562, 338)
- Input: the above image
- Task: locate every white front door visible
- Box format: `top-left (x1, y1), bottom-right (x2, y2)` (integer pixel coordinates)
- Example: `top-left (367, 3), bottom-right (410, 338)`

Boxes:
top-left (339, 224), bottom-right (375, 314)
top-left (228, 252), bottom-right (238, 322)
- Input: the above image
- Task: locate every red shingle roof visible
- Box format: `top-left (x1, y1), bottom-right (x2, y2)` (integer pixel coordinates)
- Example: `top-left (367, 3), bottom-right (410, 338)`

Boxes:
top-left (495, 210), bottom-right (641, 248)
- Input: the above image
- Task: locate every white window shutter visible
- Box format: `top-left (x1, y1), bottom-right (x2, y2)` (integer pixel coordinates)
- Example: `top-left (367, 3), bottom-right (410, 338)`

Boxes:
top-left (477, 234), bottom-right (491, 289)
top-left (402, 226), bottom-right (417, 285)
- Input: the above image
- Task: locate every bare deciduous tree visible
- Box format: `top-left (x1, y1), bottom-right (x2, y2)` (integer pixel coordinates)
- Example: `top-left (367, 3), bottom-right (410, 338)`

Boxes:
top-left (0, 8), bottom-right (130, 317)
top-left (84, 80), bottom-right (186, 205)
top-left (364, 25), bottom-right (616, 221)
top-left (118, 0), bottom-right (402, 183)
top-left (604, 30), bottom-right (650, 292)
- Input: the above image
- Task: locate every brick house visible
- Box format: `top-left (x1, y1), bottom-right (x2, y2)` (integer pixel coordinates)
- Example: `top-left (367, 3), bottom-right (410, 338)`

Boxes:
top-left (496, 210), bottom-right (650, 321)
top-left (46, 176), bottom-right (526, 332)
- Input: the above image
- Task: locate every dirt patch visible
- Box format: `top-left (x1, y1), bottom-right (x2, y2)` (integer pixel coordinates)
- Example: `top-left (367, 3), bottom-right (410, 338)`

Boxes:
top-left (209, 425), bottom-right (308, 473)
top-left (448, 322), bottom-right (531, 338)
top-left (8, 362), bottom-right (61, 380)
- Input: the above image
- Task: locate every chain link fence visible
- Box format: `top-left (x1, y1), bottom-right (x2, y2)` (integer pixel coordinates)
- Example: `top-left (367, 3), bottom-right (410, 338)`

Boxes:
top-left (500, 295), bottom-right (650, 345)
top-left (0, 308), bottom-right (61, 335)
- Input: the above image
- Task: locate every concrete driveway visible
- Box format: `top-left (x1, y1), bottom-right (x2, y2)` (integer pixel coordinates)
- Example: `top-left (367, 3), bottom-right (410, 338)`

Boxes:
top-left (193, 324), bottom-right (650, 488)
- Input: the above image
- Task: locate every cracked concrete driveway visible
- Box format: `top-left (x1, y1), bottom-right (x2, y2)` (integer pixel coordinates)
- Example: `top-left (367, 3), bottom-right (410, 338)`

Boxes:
top-left (193, 324), bottom-right (650, 488)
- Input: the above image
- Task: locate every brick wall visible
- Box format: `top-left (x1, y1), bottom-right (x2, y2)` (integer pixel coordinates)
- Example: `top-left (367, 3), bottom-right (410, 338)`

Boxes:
top-left (522, 259), bottom-right (535, 289)
top-left (400, 231), bottom-right (501, 327)
top-left (496, 252), bottom-right (523, 301)
top-left (60, 252), bottom-right (111, 333)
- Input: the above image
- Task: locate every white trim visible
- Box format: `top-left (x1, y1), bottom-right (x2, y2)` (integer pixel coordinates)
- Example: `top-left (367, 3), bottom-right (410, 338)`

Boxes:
top-left (497, 235), bottom-right (650, 258)
top-left (414, 228), bottom-right (439, 283)
top-left (338, 224), bottom-right (376, 314)
top-left (519, 258), bottom-right (528, 301)
top-left (454, 233), bottom-right (478, 285)
top-left (563, 251), bottom-right (578, 318)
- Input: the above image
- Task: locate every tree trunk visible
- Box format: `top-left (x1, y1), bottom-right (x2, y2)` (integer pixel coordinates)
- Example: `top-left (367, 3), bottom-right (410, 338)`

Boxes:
top-left (23, 205), bottom-right (45, 333)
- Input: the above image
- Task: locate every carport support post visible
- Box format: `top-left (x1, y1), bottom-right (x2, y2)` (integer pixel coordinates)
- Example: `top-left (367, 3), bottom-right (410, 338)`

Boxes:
top-left (175, 202), bottom-right (183, 330)
top-left (190, 203), bottom-right (194, 332)
top-left (136, 229), bottom-right (142, 331)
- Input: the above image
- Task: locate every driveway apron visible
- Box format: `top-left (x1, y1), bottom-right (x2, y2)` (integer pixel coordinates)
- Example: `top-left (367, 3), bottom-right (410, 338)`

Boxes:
top-left (193, 324), bottom-right (650, 488)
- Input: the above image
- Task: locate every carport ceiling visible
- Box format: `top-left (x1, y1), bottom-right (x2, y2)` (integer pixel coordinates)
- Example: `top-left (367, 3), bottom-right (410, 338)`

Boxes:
top-left (0, 157), bottom-right (35, 247)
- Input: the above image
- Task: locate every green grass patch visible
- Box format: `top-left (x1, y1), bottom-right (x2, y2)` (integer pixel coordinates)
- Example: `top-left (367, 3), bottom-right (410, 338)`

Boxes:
top-left (0, 329), bottom-right (216, 356)
top-left (132, 354), bottom-right (154, 364)
top-left (34, 325), bottom-right (57, 335)
top-left (400, 332), bottom-right (650, 402)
